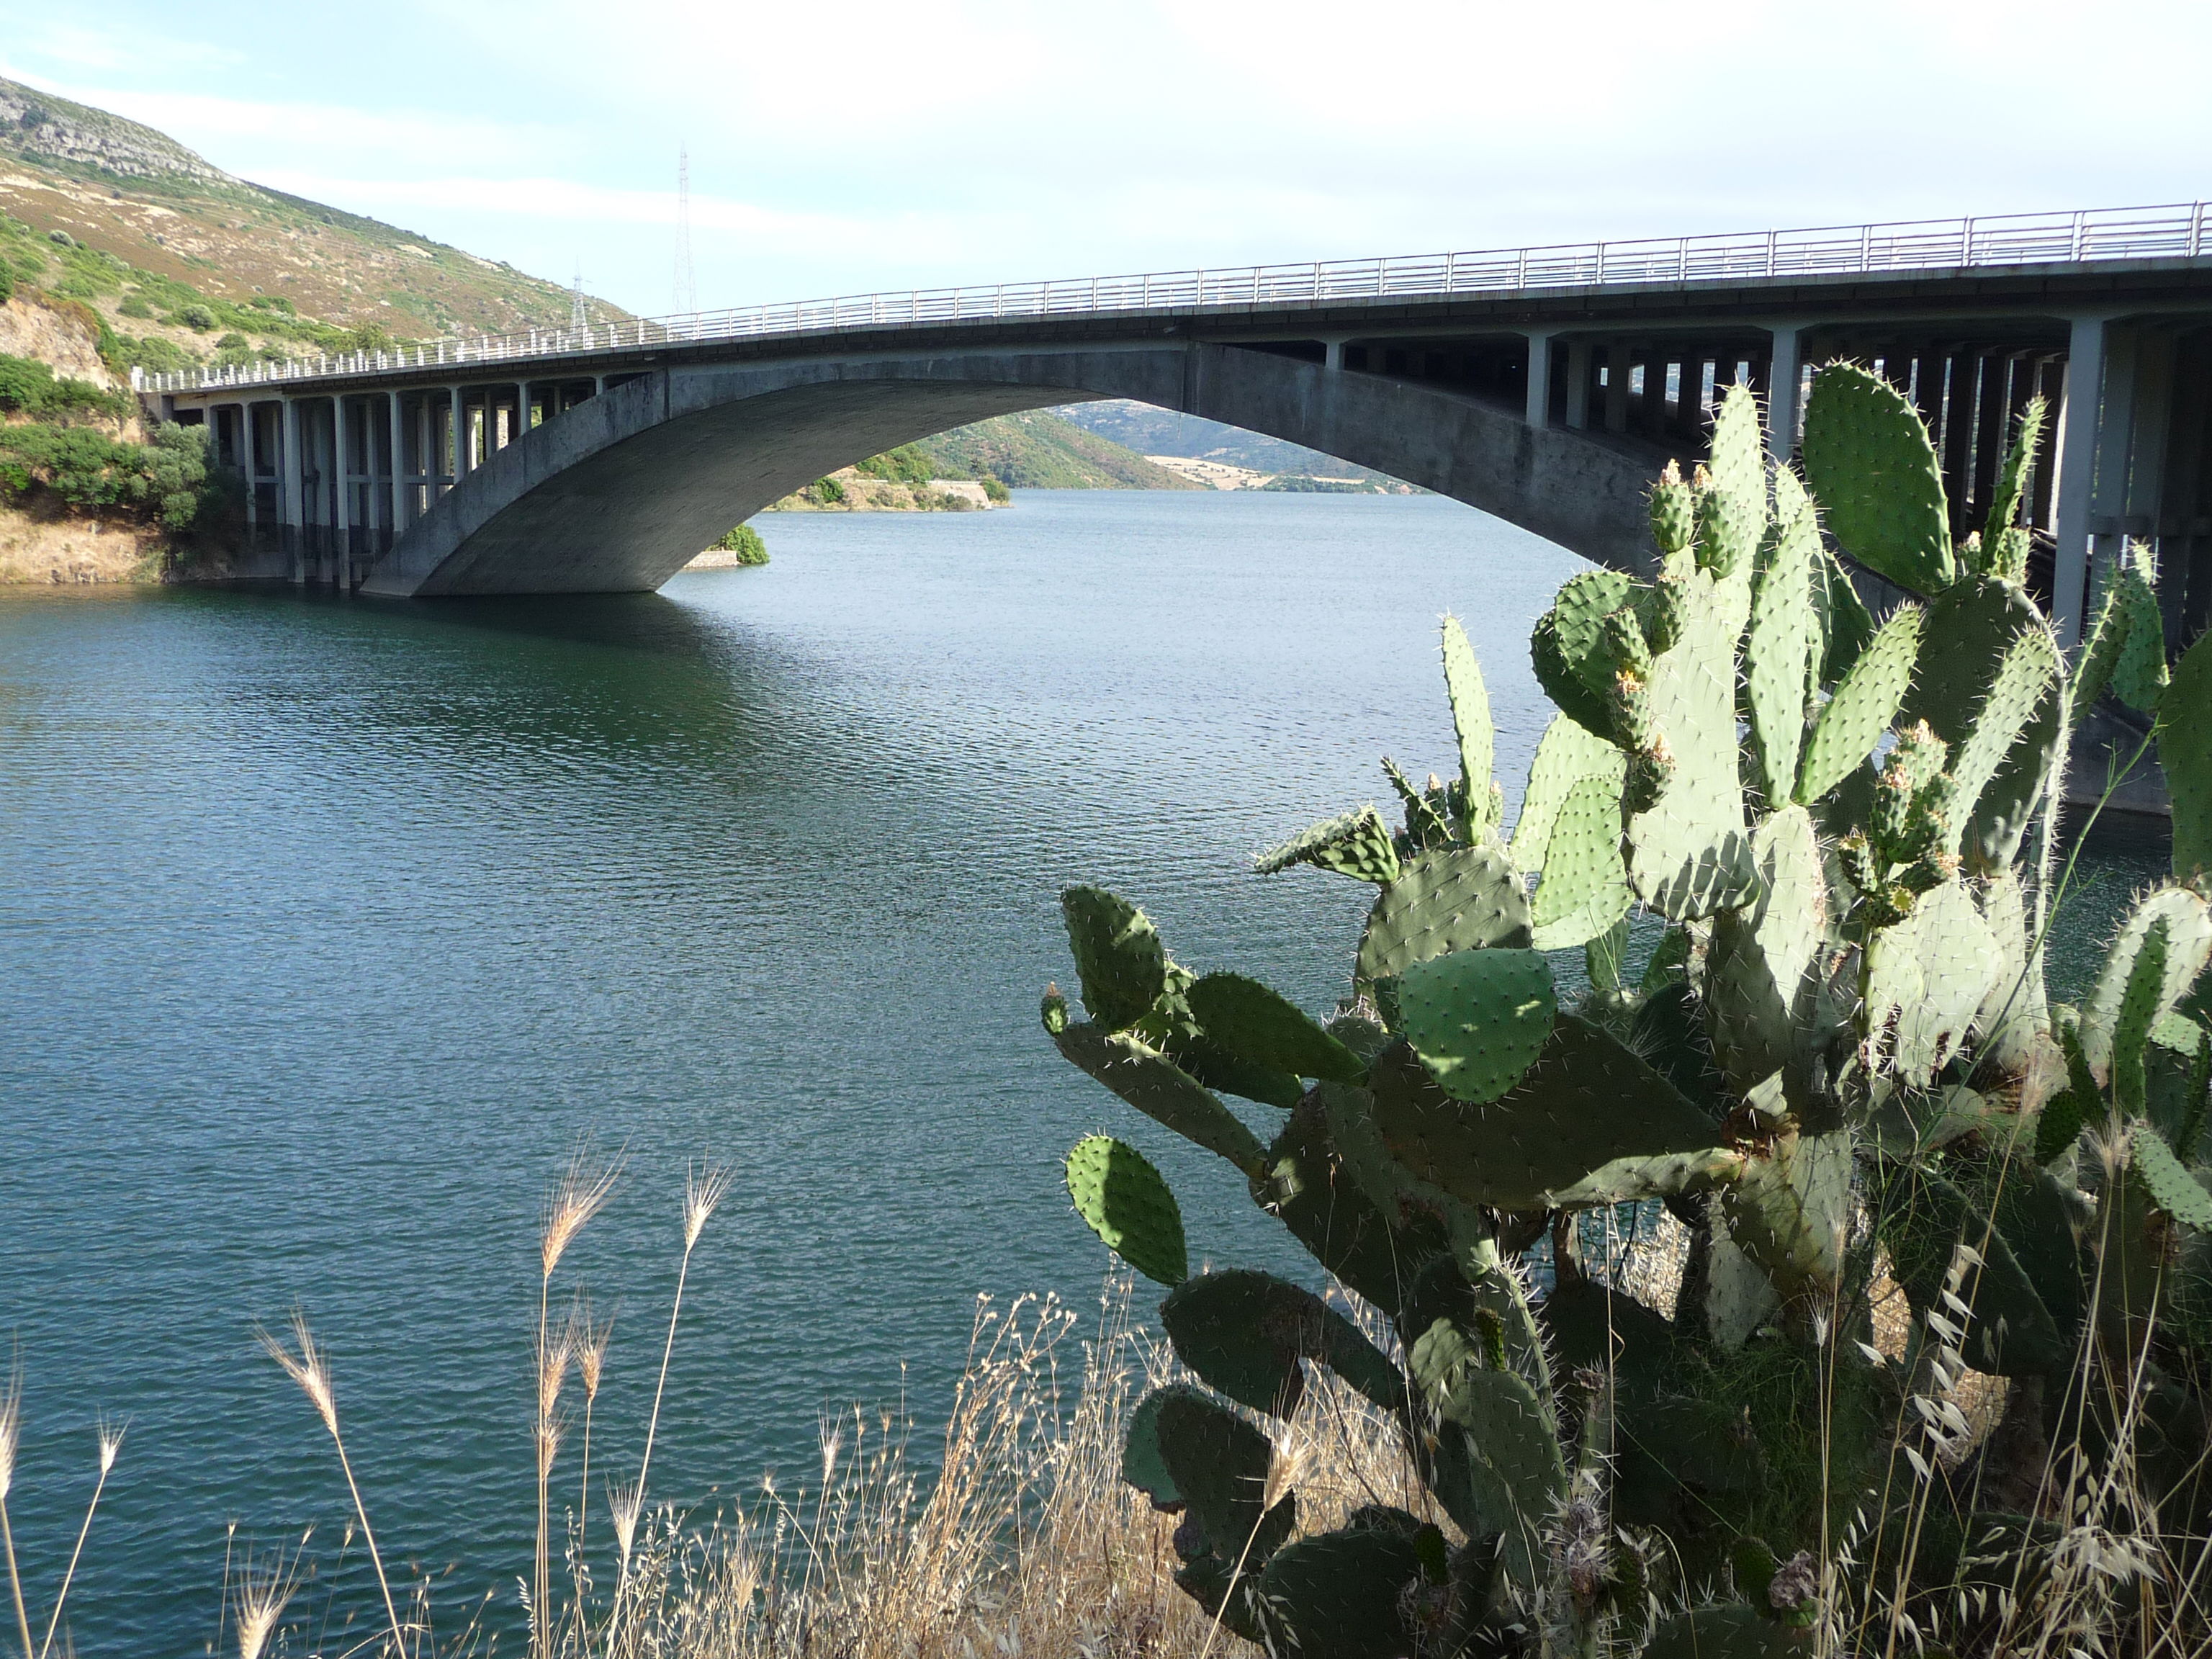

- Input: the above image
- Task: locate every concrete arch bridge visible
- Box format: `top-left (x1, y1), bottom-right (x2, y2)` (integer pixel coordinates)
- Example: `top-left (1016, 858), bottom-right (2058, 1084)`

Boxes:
top-left (149, 201), bottom-right (2212, 647)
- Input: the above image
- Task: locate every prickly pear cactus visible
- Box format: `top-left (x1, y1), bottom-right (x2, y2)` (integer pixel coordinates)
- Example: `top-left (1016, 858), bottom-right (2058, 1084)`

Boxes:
top-left (1035, 372), bottom-right (2212, 1658)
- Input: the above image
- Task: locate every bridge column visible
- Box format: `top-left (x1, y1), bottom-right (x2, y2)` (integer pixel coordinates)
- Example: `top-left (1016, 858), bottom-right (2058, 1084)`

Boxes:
top-left (239, 402), bottom-right (258, 537)
top-left (2052, 315), bottom-right (2113, 647)
top-left (516, 382), bottom-right (530, 441)
top-left (1323, 339), bottom-right (1345, 371)
top-left (333, 394), bottom-right (352, 590)
top-left (451, 385), bottom-right (469, 482)
top-left (1765, 325), bottom-right (1806, 459)
top-left (282, 396), bottom-right (305, 584)
top-left (389, 391), bottom-right (406, 541)
top-left (1604, 344), bottom-right (1631, 434)
top-left (1564, 340), bottom-right (1591, 429)
top-left (1523, 332), bottom-right (1553, 426)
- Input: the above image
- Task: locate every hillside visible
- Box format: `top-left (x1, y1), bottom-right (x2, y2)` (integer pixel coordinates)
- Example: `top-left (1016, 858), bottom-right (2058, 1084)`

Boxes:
top-left (0, 76), bottom-right (624, 361)
top-left (915, 410), bottom-right (1201, 490)
top-left (1048, 399), bottom-right (1399, 485)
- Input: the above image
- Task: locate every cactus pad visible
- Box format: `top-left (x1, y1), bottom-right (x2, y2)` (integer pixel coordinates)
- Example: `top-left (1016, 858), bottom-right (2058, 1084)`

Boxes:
top-left (1441, 616), bottom-right (1498, 838)
top-left (1645, 1604), bottom-right (1803, 1659)
top-left (1065, 1135), bottom-right (1188, 1285)
top-left (1532, 568), bottom-right (1637, 737)
top-left (1119, 1385), bottom-right (1188, 1509)
top-left (1397, 945), bottom-right (1557, 1103)
top-left (2167, 629), bottom-right (2212, 886)
top-left (1356, 843), bottom-right (1532, 984)
top-left (1704, 806), bottom-right (1828, 1096)
top-left (1370, 1017), bottom-right (1732, 1210)
top-left (2131, 1124), bottom-right (2212, 1231)
top-left (2113, 552), bottom-right (2170, 712)
top-left (1052, 1022), bottom-right (1264, 1172)
top-left (1800, 363), bottom-right (1956, 594)
top-left (1161, 1269), bottom-right (1406, 1418)
top-left (1700, 384), bottom-right (1769, 579)
top-left (1410, 1321), bottom-right (1565, 1585)
top-left (1797, 603), bottom-right (1922, 804)
top-left (1944, 624), bottom-right (2060, 860)
top-left (1901, 576), bottom-right (2064, 870)
top-left (1186, 971), bottom-right (1365, 1085)
top-left (1722, 1131), bottom-right (1853, 1298)
top-left (1746, 498), bottom-right (1820, 803)
top-left (1509, 712), bottom-right (1626, 872)
top-left (1149, 1385), bottom-right (1287, 1563)
top-left (1254, 804), bottom-right (1402, 884)
top-left (1874, 1166), bottom-right (2067, 1376)
top-left (1983, 395), bottom-right (2047, 540)
top-left (2082, 886), bottom-right (2212, 1076)
top-left (1529, 773), bottom-right (1632, 950)
top-left (1254, 1523), bottom-right (1439, 1659)
top-left (1626, 569), bottom-right (1757, 917)
top-left (1862, 880), bottom-right (2004, 1087)
top-left (1060, 886), bottom-right (1169, 1030)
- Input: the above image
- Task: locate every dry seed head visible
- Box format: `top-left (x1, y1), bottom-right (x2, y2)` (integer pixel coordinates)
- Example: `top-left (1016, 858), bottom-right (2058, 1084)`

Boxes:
top-left (683, 1160), bottom-right (734, 1253)
top-left (1262, 1429), bottom-right (1310, 1514)
top-left (97, 1413), bottom-right (126, 1475)
top-left (541, 1142), bottom-right (624, 1279)
top-left (234, 1554), bottom-right (300, 1659)
top-left (575, 1307), bottom-right (613, 1402)
top-left (608, 1478), bottom-right (642, 1563)
top-left (0, 1364), bottom-right (18, 1501)
top-left (538, 1325), bottom-right (575, 1420)
top-left (535, 1417), bottom-right (562, 1480)
top-left (257, 1311), bottom-right (338, 1436)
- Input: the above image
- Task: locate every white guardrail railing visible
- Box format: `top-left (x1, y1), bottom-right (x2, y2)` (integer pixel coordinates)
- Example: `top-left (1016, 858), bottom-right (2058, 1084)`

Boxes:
top-left (140, 200), bottom-right (2211, 396)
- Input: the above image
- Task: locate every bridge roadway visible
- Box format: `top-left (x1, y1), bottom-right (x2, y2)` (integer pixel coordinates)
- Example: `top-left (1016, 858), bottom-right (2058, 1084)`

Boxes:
top-left (148, 203), bottom-right (2212, 648)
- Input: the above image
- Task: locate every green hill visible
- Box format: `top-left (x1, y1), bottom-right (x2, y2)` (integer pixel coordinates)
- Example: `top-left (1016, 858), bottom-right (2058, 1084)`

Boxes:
top-left (914, 410), bottom-right (1200, 490)
top-left (0, 75), bottom-right (624, 379)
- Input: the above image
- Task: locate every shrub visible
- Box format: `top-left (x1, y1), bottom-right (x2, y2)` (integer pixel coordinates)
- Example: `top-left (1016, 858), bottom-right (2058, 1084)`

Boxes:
top-left (708, 521), bottom-right (768, 564)
top-left (174, 304), bottom-right (217, 332)
top-left (809, 475), bottom-right (847, 505)
top-left (116, 294), bottom-right (151, 319)
top-left (1041, 375), bottom-right (2212, 1657)
top-left (0, 260), bottom-right (11, 307)
top-left (0, 353), bottom-right (130, 423)
top-left (853, 443), bottom-right (937, 486)
top-left (981, 476), bottom-right (1010, 503)
top-left (214, 331), bottom-right (247, 350)
top-left (118, 335), bottom-right (194, 374)
top-left (0, 419), bottom-right (222, 531)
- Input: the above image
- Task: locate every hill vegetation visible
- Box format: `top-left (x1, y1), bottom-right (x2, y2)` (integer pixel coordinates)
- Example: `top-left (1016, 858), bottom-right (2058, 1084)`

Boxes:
top-left (0, 74), bottom-right (623, 375)
top-left (914, 410), bottom-right (1200, 490)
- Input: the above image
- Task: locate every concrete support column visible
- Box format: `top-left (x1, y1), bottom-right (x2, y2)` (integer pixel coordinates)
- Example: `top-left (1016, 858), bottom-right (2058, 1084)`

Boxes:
top-left (241, 403), bottom-right (258, 533)
top-left (2052, 316), bottom-right (2111, 646)
top-left (1323, 338), bottom-right (1345, 371)
top-left (389, 390), bottom-right (406, 540)
top-left (2086, 325), bottom-right (2143, 599)
top-left (282, 396), bottom-right (305, 583)
top-left (1604, 344), bottom-right (1631, 434)
top-left (450, 385), bottom-right (468, 482)
top-left (333, 395), bottom-right (351, 589)
top-left (516, 382), bottom-right (530, 441)
top-left (1564, 340), bottom-right (1591, 430)
top-left (1523, 331), bottom-right (1553, 427)
top-left (1765, 325), bottom-right (1806, 459)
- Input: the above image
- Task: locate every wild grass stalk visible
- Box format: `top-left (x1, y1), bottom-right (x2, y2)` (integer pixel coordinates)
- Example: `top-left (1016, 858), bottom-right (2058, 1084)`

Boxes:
top-left (35, 1416), bottom-right (122, 1659)
top-left (637, 1162), bottom-right (731, 1506)
top-left (256, 1310), bottom-right (407, 1658)
top-left (0, 1364), bottom-right (31, 1659)
top-left (536, 1142), bottom-right (621, 1658)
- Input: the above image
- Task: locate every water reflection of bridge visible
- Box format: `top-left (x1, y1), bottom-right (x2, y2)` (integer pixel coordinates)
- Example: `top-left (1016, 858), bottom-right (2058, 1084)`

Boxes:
top-left (150, 202), bottom-right (2212, 648)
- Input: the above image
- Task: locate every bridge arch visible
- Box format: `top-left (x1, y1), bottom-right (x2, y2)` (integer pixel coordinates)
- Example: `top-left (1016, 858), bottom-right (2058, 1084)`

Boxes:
top-left (361, 343), bottom-right (1657, 598)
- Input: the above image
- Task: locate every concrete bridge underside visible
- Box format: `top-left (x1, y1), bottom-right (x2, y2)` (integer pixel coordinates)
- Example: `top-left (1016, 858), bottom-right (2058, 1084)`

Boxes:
top-left (360, 343), bottom-right (1653, 598)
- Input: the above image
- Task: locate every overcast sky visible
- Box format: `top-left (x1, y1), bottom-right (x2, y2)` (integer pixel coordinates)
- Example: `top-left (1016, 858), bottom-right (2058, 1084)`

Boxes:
top-left (3, 0), bottom-right (2206, 319)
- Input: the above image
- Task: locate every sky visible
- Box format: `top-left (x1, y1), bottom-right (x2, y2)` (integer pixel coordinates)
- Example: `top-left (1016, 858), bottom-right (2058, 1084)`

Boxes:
top-left (2, 0), bottom-right (2207, 320)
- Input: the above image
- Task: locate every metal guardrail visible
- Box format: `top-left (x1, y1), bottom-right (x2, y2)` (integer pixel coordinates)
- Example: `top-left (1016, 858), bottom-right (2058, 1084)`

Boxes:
top-left (140, 200), bottom-right (2211, 396)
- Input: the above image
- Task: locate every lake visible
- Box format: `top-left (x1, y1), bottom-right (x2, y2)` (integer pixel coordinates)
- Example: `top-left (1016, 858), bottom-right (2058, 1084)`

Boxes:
top-left (0, 489), bottom-right (2164, 1653)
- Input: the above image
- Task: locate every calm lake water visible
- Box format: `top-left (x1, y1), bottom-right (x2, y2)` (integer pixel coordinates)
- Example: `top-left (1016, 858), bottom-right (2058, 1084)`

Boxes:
top-left (0, 490), bottom-right (2165, 1654)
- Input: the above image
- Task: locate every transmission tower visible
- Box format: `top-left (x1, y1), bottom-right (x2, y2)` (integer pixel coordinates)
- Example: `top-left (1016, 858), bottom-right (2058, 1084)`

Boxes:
top-left (570, 264), bottom-right (588, 331)
top-left (673, 141), bottom-right (696, 315)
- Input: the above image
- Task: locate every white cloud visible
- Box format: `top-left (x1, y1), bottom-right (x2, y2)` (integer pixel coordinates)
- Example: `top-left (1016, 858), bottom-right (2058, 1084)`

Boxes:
top-left (4, 0), bottom-right (2209, 318)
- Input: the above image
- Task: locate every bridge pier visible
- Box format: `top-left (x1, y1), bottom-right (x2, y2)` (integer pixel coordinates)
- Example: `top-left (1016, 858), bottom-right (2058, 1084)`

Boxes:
top-left (1766, 324), bottom-right (1806, 459)
top-left (282, 395), bottom-right (305, 585)
top-left (1524, 331), bottom-right (1553, 426)
top-left (2053, 316), bottom-right (2110, 645)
